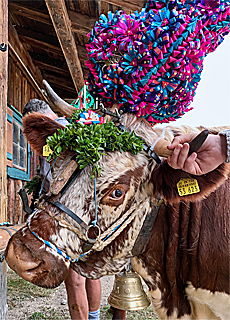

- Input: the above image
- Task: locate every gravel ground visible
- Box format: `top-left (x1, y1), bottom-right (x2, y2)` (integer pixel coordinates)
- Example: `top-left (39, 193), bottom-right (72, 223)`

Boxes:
top-left (6, 269), bottom-right (158, 320)
top-left (7, 269), bottom-right (114, 320)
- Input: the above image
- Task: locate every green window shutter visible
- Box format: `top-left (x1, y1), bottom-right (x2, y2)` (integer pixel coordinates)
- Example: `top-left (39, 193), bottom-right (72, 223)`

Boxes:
top-left (7, 104), bottom-right (31, 181)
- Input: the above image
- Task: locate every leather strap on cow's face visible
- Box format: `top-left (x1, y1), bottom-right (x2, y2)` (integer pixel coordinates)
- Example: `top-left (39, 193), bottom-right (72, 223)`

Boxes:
top-left (117, 123), bottom-right (161, 164)
top-left (51, 201), bottom-right (89, 231)
top-left (131, 200), bottom-right (163, 256)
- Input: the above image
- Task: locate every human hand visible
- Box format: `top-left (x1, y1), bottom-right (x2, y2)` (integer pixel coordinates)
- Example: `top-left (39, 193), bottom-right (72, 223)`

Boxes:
top-left (167, 133), bottom-right (227, 175)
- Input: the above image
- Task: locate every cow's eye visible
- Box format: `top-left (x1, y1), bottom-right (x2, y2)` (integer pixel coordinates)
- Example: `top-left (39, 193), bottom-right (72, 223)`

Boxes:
top-left (110, 189), bottom-right (124, 199)
top-left (101, 184), bottom-right (129, 206)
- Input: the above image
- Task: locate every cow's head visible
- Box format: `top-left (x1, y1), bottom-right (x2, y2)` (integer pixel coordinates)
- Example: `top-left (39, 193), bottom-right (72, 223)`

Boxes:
top-left (6, 85), bottom-right (229, 288)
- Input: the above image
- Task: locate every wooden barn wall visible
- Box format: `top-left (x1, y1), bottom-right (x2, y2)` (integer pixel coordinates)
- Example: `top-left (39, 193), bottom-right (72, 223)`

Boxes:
top-left (7, 50), bottom-right (42, 224)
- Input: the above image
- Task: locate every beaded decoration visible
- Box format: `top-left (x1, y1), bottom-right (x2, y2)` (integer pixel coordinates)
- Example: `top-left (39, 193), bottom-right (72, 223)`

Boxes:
top-left (71, 84), bottom-right (96, 110)
top-left (85, 0), bottom-right (230, 124)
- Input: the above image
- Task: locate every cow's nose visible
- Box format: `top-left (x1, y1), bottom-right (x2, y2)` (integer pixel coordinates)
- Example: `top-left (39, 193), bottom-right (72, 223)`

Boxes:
top-left (5, 240), bottom-right (42, 281)
top-left (5, 229), bottom-right (69, 288)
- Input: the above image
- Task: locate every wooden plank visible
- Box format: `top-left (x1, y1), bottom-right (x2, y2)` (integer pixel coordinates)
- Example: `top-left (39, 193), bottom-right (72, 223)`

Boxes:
top-left (15, 26), bottom-right (60, 46)
top-left (21, 76), bottom-right (27, 113)
top-left (42, 72), bottom-right (77, 93)
top-left (78, 0), bottom-right (90, 15)
top-left (24, 77), bottom-right (29, 105)
top-left (66, 0), bottom-right (76, 11)
top-left (8, 22), bottom-right (43, 87)
top-left (104, 0), bottom-right (143, 11)
top-left (7, 56), bottom-right (13, 106)
top-left (34, 60), bottom-right (70, 77)
top-left (15, 68), bottom-right (22, 112)
top-left (0, 260), bottom-right (7, 320)
top-left (45, 0), bottom-right (84, 92)
top-left (15, 180), bottom-right (23, 223)
top-left (7, 179), bottom-right (15, 225)
top-left (8, 42), bottom-right (49, 104)
top-left (68, 10), bottom-right (97, 36)
top-left (29, 51), bottom-right (66, 69)
top-left (9, 2), bottom-right (96, 36)
top-left (0, 0), bottom-right (8, 224)
top-left (20, 35), bottom-right (63, 55)
top-left (100, 1), bottom-right (109, 15)
top-left (9, 3), bottom-right (52, 26)
top-left (11, 59), bottom-right (16, 107)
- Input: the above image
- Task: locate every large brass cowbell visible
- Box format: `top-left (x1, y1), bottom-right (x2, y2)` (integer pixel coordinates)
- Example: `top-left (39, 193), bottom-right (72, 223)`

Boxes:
top-left (108, 270), bottom-right (151, 311)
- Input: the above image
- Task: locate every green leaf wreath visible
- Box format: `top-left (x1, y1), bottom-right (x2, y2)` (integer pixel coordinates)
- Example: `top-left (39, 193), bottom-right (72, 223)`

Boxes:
top-left (46, 109), bottom-right (144, 177)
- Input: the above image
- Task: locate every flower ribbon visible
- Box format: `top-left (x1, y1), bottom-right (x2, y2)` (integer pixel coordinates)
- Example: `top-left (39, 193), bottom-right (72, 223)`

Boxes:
top-left (76, 110), bottom-right (104, 125)
top-left (85, 0), bottom-right (230, 124)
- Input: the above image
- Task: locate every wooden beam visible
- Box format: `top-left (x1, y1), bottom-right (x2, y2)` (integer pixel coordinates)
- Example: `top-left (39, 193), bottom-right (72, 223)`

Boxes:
top-left (15, 26), bottom-right (60, 47)
top-left (9, 2), bottom-right (96, 36)
top-left (0, 1), bottom-right (8, 316)
top-left (0, 260), bottom-right (7, 320)
top-left (9, 2), bottom-right (52, 26)
top-left (68, 10), bottom-right (96, 35)
top-left (8, 43), bottom-right (49, 104)
top-left (34, 61), bottom-right (70, 77)
top-left (100, 1), bottom-right (109, 15)
top-left (103, 0), bottom-right (143, 12)
top-left (20, 35), bottom-right (63, 55)
top-left (42, 72), bottom-right (76, 93)
top-left (29, 51), bottom-right (66, 68)
top-left (16, 27), bottom-right (88, 62)
top-left (7, 22), bottom-right (49, 103)
top-left (45, 0), bottom-right (84, 93)
top-left (8, 22), bottom-right (44, 88)
top-left (0, 0), bottom-right (8, 224)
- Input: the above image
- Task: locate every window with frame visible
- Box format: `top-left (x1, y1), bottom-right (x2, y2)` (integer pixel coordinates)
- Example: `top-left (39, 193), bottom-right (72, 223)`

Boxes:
top-left (7, 104), bottom-right (31, 181)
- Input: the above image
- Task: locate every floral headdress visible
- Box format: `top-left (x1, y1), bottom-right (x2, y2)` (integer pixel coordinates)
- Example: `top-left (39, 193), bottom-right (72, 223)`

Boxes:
top-left (85, 0), bottom-right (230, 124)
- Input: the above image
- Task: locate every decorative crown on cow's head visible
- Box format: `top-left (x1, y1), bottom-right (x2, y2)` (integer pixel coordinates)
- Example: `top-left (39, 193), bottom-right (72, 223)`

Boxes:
top-left (85, 0), bottom-right (230, 124)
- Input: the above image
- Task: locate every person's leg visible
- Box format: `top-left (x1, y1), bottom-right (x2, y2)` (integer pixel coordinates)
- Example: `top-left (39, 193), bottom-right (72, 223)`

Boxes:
top-left (65, 268), bottom-right (88, 320)
top-left (112, 308), bottom-right (126, 320)
top-left (86, 278), bottom-right (101, 320)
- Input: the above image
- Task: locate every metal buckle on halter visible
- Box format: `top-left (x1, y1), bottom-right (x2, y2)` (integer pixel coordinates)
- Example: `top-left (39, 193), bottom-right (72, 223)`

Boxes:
top-left (85, 224), bottom-right (101, 244)
top-left (143, 144), bottom-right (161, 164)
top-left (118, 124), bottom-right (161, 164)
top-left (99, 103), bottom-right (122, 122)
top-left (99, 103), bottom-right (162, 164)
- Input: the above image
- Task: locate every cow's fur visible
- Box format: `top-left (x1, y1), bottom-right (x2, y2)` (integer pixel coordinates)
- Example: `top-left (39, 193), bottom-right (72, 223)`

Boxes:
top-left (23, 113), bottom-right (64, 154)
top-left (5, 113), bottom-right (230, 320)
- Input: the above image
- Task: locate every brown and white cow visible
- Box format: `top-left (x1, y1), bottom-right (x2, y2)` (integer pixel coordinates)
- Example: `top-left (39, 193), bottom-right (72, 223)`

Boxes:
top-left (5, 92), bottom-right (230, 319)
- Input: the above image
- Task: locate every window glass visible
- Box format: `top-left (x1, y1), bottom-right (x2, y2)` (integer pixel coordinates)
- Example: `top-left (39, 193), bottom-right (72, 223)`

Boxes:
top-left (20, 148), bottom-right (25, 168)
top-left (13, 145), bottom-right (17, 164)
top-left (12, 120), bottom-right (27, 170)
top-left (20, 129), bottom-right (24, 148)
top-left (13, 123), bottom-right (18, 143)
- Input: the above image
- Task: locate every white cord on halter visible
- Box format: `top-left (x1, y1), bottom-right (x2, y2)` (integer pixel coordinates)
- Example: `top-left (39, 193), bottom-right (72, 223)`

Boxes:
top-left (150, 128), bottom-right (166, 151)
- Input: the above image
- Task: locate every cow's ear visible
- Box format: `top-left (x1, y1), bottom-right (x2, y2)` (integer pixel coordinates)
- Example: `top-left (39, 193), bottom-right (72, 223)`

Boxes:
top-left (151, 160), bottom-right (229, 204)
top-left (23, 113), bottom-right (65, 155)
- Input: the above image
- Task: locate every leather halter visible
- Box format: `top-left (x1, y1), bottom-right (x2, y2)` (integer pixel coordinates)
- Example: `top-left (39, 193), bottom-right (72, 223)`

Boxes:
top-left (44, 164), bottom-right (100, 244)
top-left (132, 201), bottom-right (163, 256)
top-left (51, 166), bottom-right (89, 232)
top-left (28, 114), bottom-right (163, 260)
top-left (37, 117), bottom-right (162, 246)
top-left (31, 158), bottom-right (162, 261)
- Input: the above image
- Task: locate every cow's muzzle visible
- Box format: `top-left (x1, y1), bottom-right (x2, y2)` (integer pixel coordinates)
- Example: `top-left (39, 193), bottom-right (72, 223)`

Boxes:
top-left (5, 227), bottom-right (69, 288)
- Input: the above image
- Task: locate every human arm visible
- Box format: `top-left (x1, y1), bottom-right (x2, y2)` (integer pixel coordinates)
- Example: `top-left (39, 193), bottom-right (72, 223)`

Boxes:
top-left (167, 131), bottom-right (229, 175)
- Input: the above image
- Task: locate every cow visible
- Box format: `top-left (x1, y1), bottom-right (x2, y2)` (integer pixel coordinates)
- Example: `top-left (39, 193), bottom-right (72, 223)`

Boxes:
top-left (5, 86), bottom-right (230, 320)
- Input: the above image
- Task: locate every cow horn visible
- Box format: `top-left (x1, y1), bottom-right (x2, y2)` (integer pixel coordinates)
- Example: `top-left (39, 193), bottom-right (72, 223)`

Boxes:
top-left (43, 80), bottom-right (76, 118)
top-left (153, 129), bottom-right (209, 158)
top-left (153, 138), bottom-right (172, 158)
